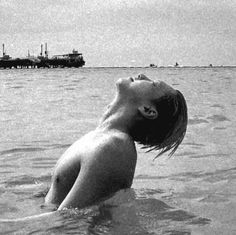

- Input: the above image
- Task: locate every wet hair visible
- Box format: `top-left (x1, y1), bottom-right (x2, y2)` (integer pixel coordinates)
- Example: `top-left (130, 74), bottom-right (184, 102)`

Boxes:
top-left (130, 90), bottom-right (188, 158)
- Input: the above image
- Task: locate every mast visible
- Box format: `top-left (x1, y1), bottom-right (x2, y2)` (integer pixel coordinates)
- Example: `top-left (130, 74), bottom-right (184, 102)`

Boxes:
top-left (40, 44), bottom-right (43, 56)
top-left (45, 43), bottom-right (48, 58)
top-left (2, 44), bottom-right (5, 56)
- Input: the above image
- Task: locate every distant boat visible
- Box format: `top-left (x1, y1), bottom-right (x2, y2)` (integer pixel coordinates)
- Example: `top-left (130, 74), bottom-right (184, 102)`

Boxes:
top-left (37, 49), bottom-right (85, 68)
top-left (149, 63), bottom-right (158, 68)
top-left (175, 62), bottom-right (179, 67)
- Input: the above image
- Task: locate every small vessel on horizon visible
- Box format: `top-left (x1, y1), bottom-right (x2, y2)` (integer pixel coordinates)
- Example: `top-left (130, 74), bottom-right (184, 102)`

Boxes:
top-left (175, 62), bottom-right (179, 67)
top-left (149, 63), bottom-right (158, 68)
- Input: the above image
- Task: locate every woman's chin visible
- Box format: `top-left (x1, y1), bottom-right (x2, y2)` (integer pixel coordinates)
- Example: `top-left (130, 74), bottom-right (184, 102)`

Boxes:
top-left (116, 77), bottom-right (131, 90)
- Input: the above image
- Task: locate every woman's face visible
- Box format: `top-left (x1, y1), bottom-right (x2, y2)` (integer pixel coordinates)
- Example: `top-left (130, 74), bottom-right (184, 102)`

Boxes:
top-left (116, 74), bottom-right (176, 105)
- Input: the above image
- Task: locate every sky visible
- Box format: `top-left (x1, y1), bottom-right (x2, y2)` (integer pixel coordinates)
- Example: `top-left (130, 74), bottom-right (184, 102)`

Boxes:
top-left (0, 0), bottom-right (236, 67)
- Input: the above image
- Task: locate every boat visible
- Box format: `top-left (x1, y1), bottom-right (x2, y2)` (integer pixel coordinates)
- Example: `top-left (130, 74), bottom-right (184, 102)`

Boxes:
top-left (37, 49), bottom-right (85, 68)
top-left (0, 43), bottom-right (85, 69)
top-left (175, 62), bottom-right (179, 67)
top-left (149, 63), bottom-right (158, 68)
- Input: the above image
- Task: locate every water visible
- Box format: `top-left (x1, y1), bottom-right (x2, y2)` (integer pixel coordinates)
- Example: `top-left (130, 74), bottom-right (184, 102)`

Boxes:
top-left (0, 67), bottom-right (235, 234)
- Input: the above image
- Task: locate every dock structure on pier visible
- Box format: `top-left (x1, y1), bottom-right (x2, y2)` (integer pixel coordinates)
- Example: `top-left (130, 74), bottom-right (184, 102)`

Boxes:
top-left (0, 43), bottom-right (85, 69)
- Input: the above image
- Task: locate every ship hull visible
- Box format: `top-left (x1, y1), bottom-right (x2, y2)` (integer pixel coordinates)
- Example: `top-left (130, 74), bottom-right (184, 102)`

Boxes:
top-left (0, 58), bottom-right (85, 69)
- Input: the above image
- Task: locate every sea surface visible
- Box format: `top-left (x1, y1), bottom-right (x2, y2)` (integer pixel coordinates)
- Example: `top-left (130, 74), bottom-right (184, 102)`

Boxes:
top-left (0, 67), bottom-right (235, 234)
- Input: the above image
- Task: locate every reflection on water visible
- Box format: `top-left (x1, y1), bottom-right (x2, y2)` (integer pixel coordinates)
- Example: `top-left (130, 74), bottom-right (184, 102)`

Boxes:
top-left (0, 67), bottom-right (236, 234)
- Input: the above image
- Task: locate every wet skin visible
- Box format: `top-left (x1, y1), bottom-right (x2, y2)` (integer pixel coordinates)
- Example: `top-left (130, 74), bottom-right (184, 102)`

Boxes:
top-left (45, 74), bottom-right (175, 210)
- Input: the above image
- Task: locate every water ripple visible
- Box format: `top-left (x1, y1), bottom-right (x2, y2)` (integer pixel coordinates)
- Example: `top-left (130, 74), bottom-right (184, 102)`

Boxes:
top-left (207, 114), bottom-right (230, 122)
top-left (169, 167), bottom-right (236, 183)
top-left (136, 198), bottom-right (211, 227)
top-left (211, 104), bottom-right (224, 109)
top-left (0, 203), bottom-right (18, 215)
top-left (189, 153), bottom-right (230, 159)
top-left (2, 174), bottom-right (51, 187)
top-left (0, 144), bottom-right (70, 156)
top-left (10, 86), bottom-right (24, 89)
top-left (164, 229), bottom-right (191, 235)
top-left (183, 142), bottom-right (205, 147)
top-left (0, 147), bottom-right (45, 156)
top-left (188, 118), bottom-right (208, 125)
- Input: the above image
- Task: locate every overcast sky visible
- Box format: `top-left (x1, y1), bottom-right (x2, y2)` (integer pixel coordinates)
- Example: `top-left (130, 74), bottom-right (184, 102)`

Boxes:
top-left (1, 0), bottom-right (236, 67)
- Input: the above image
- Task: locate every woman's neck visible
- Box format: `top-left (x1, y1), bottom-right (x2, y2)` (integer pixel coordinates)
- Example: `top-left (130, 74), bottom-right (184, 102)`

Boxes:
top-left (97, 97), bottom-right (136, 134)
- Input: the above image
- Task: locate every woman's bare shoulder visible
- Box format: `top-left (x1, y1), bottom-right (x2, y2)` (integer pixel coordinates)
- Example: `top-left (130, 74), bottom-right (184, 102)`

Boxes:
top-left (98, 130), bottom-right (135, 154)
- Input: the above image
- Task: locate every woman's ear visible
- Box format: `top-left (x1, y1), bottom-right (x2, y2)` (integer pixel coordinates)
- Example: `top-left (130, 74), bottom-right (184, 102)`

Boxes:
top-left (138, 105), bottom-right (158, 120)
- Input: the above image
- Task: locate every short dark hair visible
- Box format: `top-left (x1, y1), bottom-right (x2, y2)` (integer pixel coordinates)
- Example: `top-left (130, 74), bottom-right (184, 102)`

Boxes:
top-left (130, 90), bottom-right (188, 158)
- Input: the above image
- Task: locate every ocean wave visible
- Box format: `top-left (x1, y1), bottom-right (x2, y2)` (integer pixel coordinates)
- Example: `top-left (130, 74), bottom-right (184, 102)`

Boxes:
top-left (0, 144), bottom-right (71, 156)
top-left (3, 174), bottom-right (51, 188)
top-left (168, 166), bottom-right (236, 182)
top-left (0, 147), bottom-right (45, 156)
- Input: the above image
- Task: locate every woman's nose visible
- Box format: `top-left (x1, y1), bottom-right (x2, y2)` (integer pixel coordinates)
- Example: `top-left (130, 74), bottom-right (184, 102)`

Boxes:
top-left (137, 74), bottom-right (152, 81)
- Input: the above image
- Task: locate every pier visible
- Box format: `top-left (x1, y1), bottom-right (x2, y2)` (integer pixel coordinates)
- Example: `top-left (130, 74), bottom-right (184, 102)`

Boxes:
top-left (0, 44), bottom-right (85, 69)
